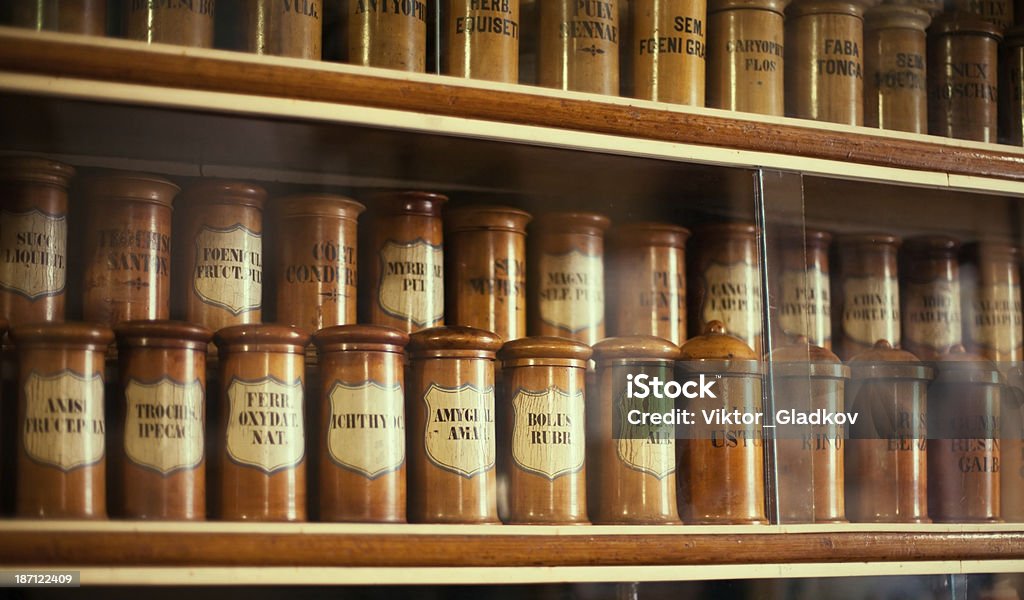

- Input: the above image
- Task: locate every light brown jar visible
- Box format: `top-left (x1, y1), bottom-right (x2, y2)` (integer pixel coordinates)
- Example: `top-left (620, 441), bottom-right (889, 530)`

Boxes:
top-left (1001, 27), bottom-right (1024, 145)
top-left (113, 320), bottom-right (210, 520)
top-left (11, 0), bottom-right (107, 35)
top-left (179, 180), bottom-right (265, 333)
top-left (531, 212), bottom-right (610, 346)
top-left (834, 233), bottom-right (901, 361)
top-left (406, 326), bottom-right (501, 523)
top-left (124, 0), bottom-right (214, 47)
top-left (0, 157), bottom-right (74, 326)
top-left (771, 338), bottom-right (849, 523)
top-left (241, 0), bottom-right (322, 59)
top-left (276, 194), bottom-right (364, 333)
top-left (346, 0), bottom-right (427, 71)
top-left (776, 227), bottom-right (832, 350)
top-left (632, 0), bottom-right (707, 105)
top-left (539, 0), bottom-right (621, 94)
top-left (590, 335), bottom-right (681, 524)
top-left (785, 0), bottom-right (866, 125)
top-left (864, 5), bottom-right (930, 133)
top-left (927, 348), bottom-right (1001, 522)
top-left (927, 13), bottom-right (1001, 143)
top-left (499, 336), bottom-right (591, 524)
top-left (961, 242), bottom-right (1023, 362)
top-left (313, 325), bottom-right (408, 522)
top-left (80, 173), bottom-right (177, 328)
top-left (845, 340), bottom-right (932, 522)
top-left (690, 223), bottom-right (763, 353)
top-left (951, 0), bottom-right (1013, 31)
top-left (677, 321), bottom-right (766, 523)
top-left (900, 236), bottom-right (962, 361)
top-left (443, 0), bottom-right (521, 82)
top-left (608, 222), bottom-right (689, 345)
top-left (446, 206), bottom-right (531, 342)
top-left (365, 192), bottom-right (446, 334)
top-left (707, 0), bottom-right (788, 114)
top-left (214, 324), bottom-right (309, 521)
top-left (1000, 363), bottom-right (1024, 521)
top-left (12, 322), bottom-right (113, 518)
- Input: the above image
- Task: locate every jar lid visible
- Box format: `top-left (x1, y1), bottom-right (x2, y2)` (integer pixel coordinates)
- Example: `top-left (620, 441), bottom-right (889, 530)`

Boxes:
top-left (533, 212), bottom-right (610, 236)
top-left (368, 191), bottom-right (447, 217)
top-left (928, 11), bottom-right (1003, 40)
top-left (787, 0), bottom-right (866, 19)
top-left (408, 326), bottom-right (503, 359)
top-left (498, 336), bottom-right (593, 364)
top-left (0, 157), bottom-right (75, 187)
top-left (180, 179), bottom-right (267, 209)
top-left (79, 171), bottom-right (179, 207)
top-left (847, 340), bottom-right (933, 380)
top-left (11, 322), bottom-right (114, 349)
top-left (903, 234), bottom-right (960, 258)
top-left (114, 320), bottom-right (212, 350)
top-left (313, 324), bottom-right (409, 353)
top-left (929, 345), bottom-right (1002, 384)
top-left (214, 324), bottom-right (310, 354)
top-left (962, 240), bottom-right (1021, 264)
top-left (709, 0), bottom-right (790, 15)
top-left (609, 222), bottom-right (691, 248)
top-left (865, 4), bottom-right (932, 30)
top-left (277, 194), bottom-right (366, 219)
top-left (778, 226), bottom-right (832, 248)
top-left (999, 362), bottom-right (1024, 407)
top-left (592, 335), bottom-right (679, 363)
top-left (768, 335), bottom-right (849, 378)
top-left (446, 205), bottom-right (532, 233)
top-left (695, 222), bottom-right (758, 240)
top-left (837, 232), bottom-right (901, 249)
top-left (677, 321), bottom-right (761, 374)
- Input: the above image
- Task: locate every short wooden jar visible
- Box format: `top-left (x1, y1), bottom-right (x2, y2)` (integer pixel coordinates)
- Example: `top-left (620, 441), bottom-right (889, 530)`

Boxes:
top-left (689, 223), bottom-right (762, 352)
top-left (961, 241), bottom-right (1024, 362)
top-left (538, 0), bottom-right (621, 94)
top-left (776, 227), bottom-right (832, 350)
top-left (707, 0), bottom-right (789, 114)
top-left (241, 0), bottom-right (323, 59)
top-left (11, 0), bottom-right (107, 35)
top-left (900, 235), bottom-right (962, 360)
top-left (834, 233), bottom-right (901, 360)
top-left (632, 0), bottom-right (707, 105)
top-left (346, 0), bottom-right (428, 71)
top-left (124, 0), bottom-right (214, 47)
top-left (443, 0), bottom-right (521, 82)
top-left (864, 5), bottom-right (930, 133)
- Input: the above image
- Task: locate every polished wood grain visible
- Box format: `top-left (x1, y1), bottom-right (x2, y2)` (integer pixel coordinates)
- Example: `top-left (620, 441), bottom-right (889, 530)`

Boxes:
top-left (123, 0), bottom-right (214, 48)
top-left (344, 0), bottom-right (426, 71)
top-left (239, 0), bottom-right (323, 60)
top-left (864, 5), bottom-right (930, 133)
top-left (707, 0), bottom-right (788, 115)
top-left (10, 0), bottom-right (107, 36)
top-left (927, 13), bottom-right (1001, 143)
top-left (443, 0), bottom-right (520, 83)
top-left (538, 0), bottom-right (621, 94)
top-left (632, 0), bottom-right (706, 105)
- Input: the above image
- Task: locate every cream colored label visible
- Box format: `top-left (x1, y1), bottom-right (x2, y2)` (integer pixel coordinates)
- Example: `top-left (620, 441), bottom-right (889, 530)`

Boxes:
top-left (422, 383), bottom-right (495, 478)
top-left (615, 393), bottom-right (675, 480)
top-left (22, 371), bottom-right (105, 471)
top-left (192, 224), bottom-right (262, 316)
top-left (701, 262), bottom-right (762, 341)
top-left (0, 209), bottom-right (67, 299)
top-left (225, 377), bottom-right (304, 473)
top-left (124, 378), bottom-right (204, 475)
top-left (377, 240), bottom-right (444, 327)
top-left (904, 281), bottom-right (962, 350)
top-left (511, 387), bottom-right (585, 480)
top-left (327, 381), bottom-right (405, 479)
top-left (968, 283), bottom-right (1024, 353)
top-left (779, 268), bottom-right (831, 344)
top-left (842, 276), bottom-right (900, 346)
top-left (538, 249), bottom-right (604, 333)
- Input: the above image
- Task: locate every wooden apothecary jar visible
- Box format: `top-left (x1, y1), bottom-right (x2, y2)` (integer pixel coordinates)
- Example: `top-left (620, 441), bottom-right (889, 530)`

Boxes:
top-left (776, 227), bottom-right (832, 350)
top-left (950, 0), bottom-right (1013, 31)
top-left (443, 0), bottom-right (521, 82)
top-left (11, 0), bottom-right (107, 35)
top-left (124, 0), bottom-right (214, 47)
top-left (961, 241), bottom-right (1023, 362)
top-left (1001, 26), bottom-right (1024, 145)
top-left (864, 5), bottom-right (930, 133)
top-left (241, 0), bottom-right (323, 59)
top-left (313, 325), bottom-right (409, 523)
top-left (12, 322), bottom-right (113, 518)
top-left (690, 223), bottom-right (762, 352)
top-left (1000, 363), bottom-right (1024, 521)
top-left (346, 0), bottom-right (427, 71)
top-left (834, 233), bottom-right (901, 360)
top-left (632, 0), bottom-right (707, 105)
top-left (900, 235), bottom-right (962, 361)
top-left (538, 0), bottom-right (621, 94)
top-left (708, 0), bottom-right (789, 115)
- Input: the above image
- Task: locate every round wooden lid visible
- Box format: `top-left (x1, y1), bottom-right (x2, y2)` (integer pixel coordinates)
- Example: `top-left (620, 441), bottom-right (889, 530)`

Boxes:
top-left (11, 322), bottom-right (114, 349)
top-left (0, 157), bottom-right (75, 187)
top-left (847, 340), bottom-right (933, 380)
top-left (709, 0), bottom-right (789, 15)
top-left (695, 222), bottom-right (758, 241)
top-left (533, 212), bottom-right (610, 236)
top-left (214, 324), bottom-right (310, 353)
top-left (313, 324), bottom-right (409, 353)
top-left (277, 194), bottom-right (366, 219)
top-left (446, 205), bottom-right (532, 233)
top-left (930, 345), bottom-right (1001, 384)
top-left (837, 232), bottom-right (901, 249)
top-left (679, 321), bottom-right (758, 360)
top-left (769, 335), bottom-right (849, 378)
top-left (181, 179), bottom-right (267, 209)
top-left (787, 0), bottom-right (866, 19)
top-left (929, 11), bottom-right (1002, 40)
top-left (114, 320), bottom-right (212, 350)
top-left (779, 226), bottom-right (832, 248)
top-left (80, 171), bottom-right (179, 207)
top-left (368, 191), bottom-right (447, 217)
top-left (609, 222), bottom-right (691, 248)
top-left (865, 4), bottom-right (931, 30)
top-left (903, 234), bottom-right (960, 258)
top-left (999, 363), bottom-right (1024, 407)
top-left (408, 326), bottom-right (503, 359)
top-left (592, 335), bottom-right (679, 362)
top-left (498, 336), bottom-right (593, 362)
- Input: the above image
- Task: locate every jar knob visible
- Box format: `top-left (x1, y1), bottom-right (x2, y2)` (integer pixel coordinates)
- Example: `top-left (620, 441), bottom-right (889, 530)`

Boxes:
top-left (705, 320), bottom-right (727, 335)
top-left (873, 339), bottom-right (893, 350)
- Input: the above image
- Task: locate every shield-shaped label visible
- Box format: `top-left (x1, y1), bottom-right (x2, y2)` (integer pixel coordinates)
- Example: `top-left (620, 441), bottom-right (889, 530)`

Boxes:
top-left (511, 387), bottom-right (585, 480)
top-left (124, 378), bottom-right (204, 474)
top-left (842, 275), bottom-right (900, 346)
top-left (538, 249), bottom-right (604, 333)
top-left (0, 209), bottom-right (67, 299)
top-left (614, 382), bottom-right (675, 479)
top-left (192, 224), bottom-right (262, 316)
top-left (22, 371), bottom-right (105, 471)
top-left (779, 267), bottom-right (831, 345)
top-left (377, 239), bottom-right (444, 327)
top-left (701, 261), bottom-right (763, 342)
top-left (422, 383), bottom-right (495, 478)
top-left (327, 380), bottom-right (405, 479)
top-left (225, 377), bottom-right (304, 473)
top-left (904, 280), bottom-right (961, 350)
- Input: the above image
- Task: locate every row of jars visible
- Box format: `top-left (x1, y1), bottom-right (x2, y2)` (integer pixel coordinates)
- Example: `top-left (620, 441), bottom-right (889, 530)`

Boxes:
top-left (6, 1), bottom-right (1024, 145)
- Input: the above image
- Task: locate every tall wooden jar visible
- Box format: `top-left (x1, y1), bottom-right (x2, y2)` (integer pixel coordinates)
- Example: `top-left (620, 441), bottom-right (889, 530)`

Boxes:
top-left (591, 336), bottom-right (681, 524)
top-left (446, 206), bottom-right (531, 342)
top-left (80, 173), bottom-right (177, 327)
top-left (365, 191), bottom-right (446, 334)
top-left (124, 0), bottom-right (214, 47)
top-left (1001, 363), bottom-right (1024, 521)
top-left (539, 0), bottom-right (621, 94)
top-left (1001, 26), bottom-right (1024, 145)
top-left (677, 321), bottom-right (766, 523)
top-left (961, 241), bottom-right (1023, 362)
top-left (900, 235), bottom-right (962, 361)
top-left (11, 0), bottom-right (107, 35)
top-left (608, 222), bottom-right (689, 345)
top-left (834, 233), bottom-right (901, 360)
top-left (845, 340), bottom-right (933, 522)
top-left (406, 326), bottom-right (502, 523)
top-left (707, 0), bottom-right (788, 114)
top-left (927, 12), bottom-right (1001, 143)
top-left (0, 157), bottom-right (74, 326)
top-left (12, 322), bottom-right (113, 518)
top-left (241, 0), bottom-right (323, 59)
top-left (346, 0), bottom-right (427, 71)
top-left (632, 0), bottom-right (707, 105)
top-left (864, 5), bottom-right (930, 132)
top-left (499, 337), bottom-right (591, 524)
top-left (786, 0), bottom-right (866, 125)
top-left (276, 194), bottom-right (364, 332)
top-left (443, 0), bottom-right (521, 82)
top-left (950, 0), bottom-right (1013, 32)
top-left (314, 325), bottom-right (408, 522)
top-left (776, 227), bottom-right (832, 350)
top-left (690, 223), bottom-right (762, 353)
top-left (214, 324), bottom-right (309, 521)
top-left (179, 180), bottom-right (265, 333)
top-left (113, 320), bottom-right (210, 520)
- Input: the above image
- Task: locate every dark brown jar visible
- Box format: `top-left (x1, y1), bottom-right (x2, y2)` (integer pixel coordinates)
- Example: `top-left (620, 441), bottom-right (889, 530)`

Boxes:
top-left (961, 241), bottom-right (1023, 362)
top-left (12, 322), bottom-right (113, 518)
top-left (345, 0), bottom-right (427, 71)
top-left (771, 338), bottom-right (849, 523)
top-left (406, 326), bottom-right (502, 523)
top-left (927, 12), bottom-right (1001, 143)
top-left (179, 180), bottom-right (265, 333)
top-left (1000, 363), bottom-right (1024, 521)
top-left (776, 227), bottom-right (832, 350)
top-left (11, 0), bottom-right (107, 35)
top-left (864, 5), bottom-right (931, 133)
top-left (845, 340), bottom-right (933, 522)
top-left (707, 0), bottom-right (788, 115)
top-left (313, 325), bottom-right (408, 522)
top-left (690, 223), bottom-right (763, 353)
top-left (0, 157), bottom-right (74, 326)
top-left (632, 0), bottom-right (707, 105)
top-left (531, 212), bottom-right (610, 346)
top-left (591, 336), bottom-right (681, 524)
top-left (951, 0), bottom-right (1013, 31)
top-left (443, 0), bottom-right (521, 82)
top-left (276, 194), bottom-right (364, 332)
top-left (900, 236), bottom-right (962, 361)
top-left (365, 192), bottom-right (446, 334)
top-left (124, 0), bottom-right (214, 47)
top-left (214, 324), bottom-right (309, 521)
top-left (834, 233), bottom-right (901, 361)
top-left (786, 0), bottom-right (866, 125)
top-left (446, 206), bottom-right (531, 342)
top-left (499, 336), bottom-right (591, 524)
top-left (113, 320), bottom-right (210, 520)
top-left (608, 223), bottom-right (689, 345)
top-left (80, 173), bottom-right (177, 328)
top-left (539, 0), bottom-right (621, 94)
top-left (927, 347), bottom-right (1002, 522)
top-left (1001, 26), bottom-right (1024, 145)
top-left (241, 0), bottom-right (322, 59)
top-left (677, 321), bottom-right (766, 524)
